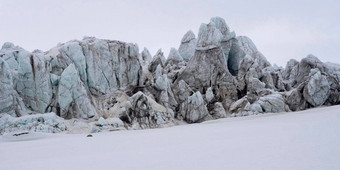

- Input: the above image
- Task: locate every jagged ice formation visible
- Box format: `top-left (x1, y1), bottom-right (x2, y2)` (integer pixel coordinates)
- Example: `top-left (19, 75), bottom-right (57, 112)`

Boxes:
top-left (1, 17), bottom-right (340, 134)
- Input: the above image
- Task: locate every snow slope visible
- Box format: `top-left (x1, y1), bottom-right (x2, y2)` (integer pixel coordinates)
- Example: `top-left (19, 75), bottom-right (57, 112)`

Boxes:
top-left (1, 106), bottom-right (340, 170)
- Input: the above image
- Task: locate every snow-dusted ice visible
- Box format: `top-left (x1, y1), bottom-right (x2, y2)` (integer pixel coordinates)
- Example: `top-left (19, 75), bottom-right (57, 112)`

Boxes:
top-left (1, 105), bottom-right (339, 170)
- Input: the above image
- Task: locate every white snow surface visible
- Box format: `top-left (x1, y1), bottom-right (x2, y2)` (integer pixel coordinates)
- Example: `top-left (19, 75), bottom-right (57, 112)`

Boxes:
top-left (1, 106), bottom-right (340, 170)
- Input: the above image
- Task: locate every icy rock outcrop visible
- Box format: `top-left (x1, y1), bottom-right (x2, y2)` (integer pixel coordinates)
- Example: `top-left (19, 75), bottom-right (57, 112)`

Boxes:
top-left (233, 37), bottom-right (270, 76)
top-left (234, 42), bottom-right (271, 100)
top-left (92, 117), bottom-right (126, 133)
top-left (59, 41), bottom-right (87, 83)
top-left (2, 42), bottom-right (15, 49)
top-left (153, 64), bottom-right (163, 81)
top-left (96, 117), bottom-right (107, 126)
top-left (163, 48), bottom-right (186, 82)
top-left (179, 20), bottom-right (240, 112)
top-left (0, 45), bottom-right (53, 115)
top-left (178, 30), bottom-right (197, 61)
top-left (58, 64), bottom-right (96, 119)
top-left (282, 59), bottom-right (299, 84)
top-left (165, 48), bottom-right (183, 66)
top-left (0, 58), bottom-right (27, 117)
top-left (303, 69), bottom-right (330, 107)
top-left (325, 75), bottom-right (340, 105)
top-left (228, 91), bottom-right (288, 116)
top-left (0, 43), bottom-right (21, 72)
top-left (123, 92), bottom-right (174, 129)
top-left (256, 92), bottom-right (289, 113)
top-left (285, 87), bottom-right (306, 111)
top-left (228, 38), bottom-right (246, 75)
top-left (211, 102), bottom-right (227, 118)
top-left (196, 23), bottom-right (223, 50)
top-left (81, 38), bottom-right (143, 95)
top-left (237, 56), bottom-right (260, 91)
top-left (295, 55), bottom-right (324, 86)
top-left (229, 97), bottom-right (249, 113)
top-left (261, 66), bottom-right (286, 91)
top-left (210, 17), bottom-right (232, 41)
top-left (210, 17), bottom-right (235, 67)
top-left (236, 36), bottom-right (258, 56)
top-left (177, 21), bottom-right (236, 95)
top-left (176, 19), bottom-right (242, 113)
top-left (323, 63), bottom-right (340, 105)
top-left (0, 112), bottom-right (67, 135)
top-left (47, 38), bottom-right (144, 95)
top-left (180, 91), bottom-right (209, 123)
top-left (282, 55), bottom-right (340, 108)
top-left (173, 80), bottom-right (194, 105)
top-left (155, 73), bottom-right (170, 91)
top-left (15, 50), bottom-right (53, 113)
top-left (148, 49), bottom-right (166, 73)
top-left (140, 47), bottom-right (152, 63)
top-left (154, 74), bottom-right (178, 110)
top-left (205, 87), bottom-right (214, 103)
top-left (248, 77), bottom-right (266, 93)
top-left (1, 16), bottom-right (340, 135)
top-left (325, 62), bottom-right (340, 81)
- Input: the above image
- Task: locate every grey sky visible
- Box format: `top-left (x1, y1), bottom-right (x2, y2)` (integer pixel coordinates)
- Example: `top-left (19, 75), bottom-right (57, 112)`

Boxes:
top-left (0, 0), bottom-right (339, 66)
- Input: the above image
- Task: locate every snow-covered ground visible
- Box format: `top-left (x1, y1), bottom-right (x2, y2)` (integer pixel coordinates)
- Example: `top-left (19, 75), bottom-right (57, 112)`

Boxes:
top-left (1, 106), bottom-right (340, 170)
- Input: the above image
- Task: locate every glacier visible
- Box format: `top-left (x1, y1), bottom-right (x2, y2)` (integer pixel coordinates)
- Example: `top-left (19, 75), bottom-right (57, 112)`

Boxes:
top-left (0, 16), bottom-right (340, 134)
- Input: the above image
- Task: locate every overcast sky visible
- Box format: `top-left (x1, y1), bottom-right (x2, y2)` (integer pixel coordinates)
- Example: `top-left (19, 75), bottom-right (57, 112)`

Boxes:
top-left (0, 0), bottom-right (339, 66)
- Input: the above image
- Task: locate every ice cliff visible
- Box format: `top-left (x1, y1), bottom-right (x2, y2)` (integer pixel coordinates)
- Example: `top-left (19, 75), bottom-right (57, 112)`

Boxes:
top-left (1, 17), bottom-right (339, 134)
